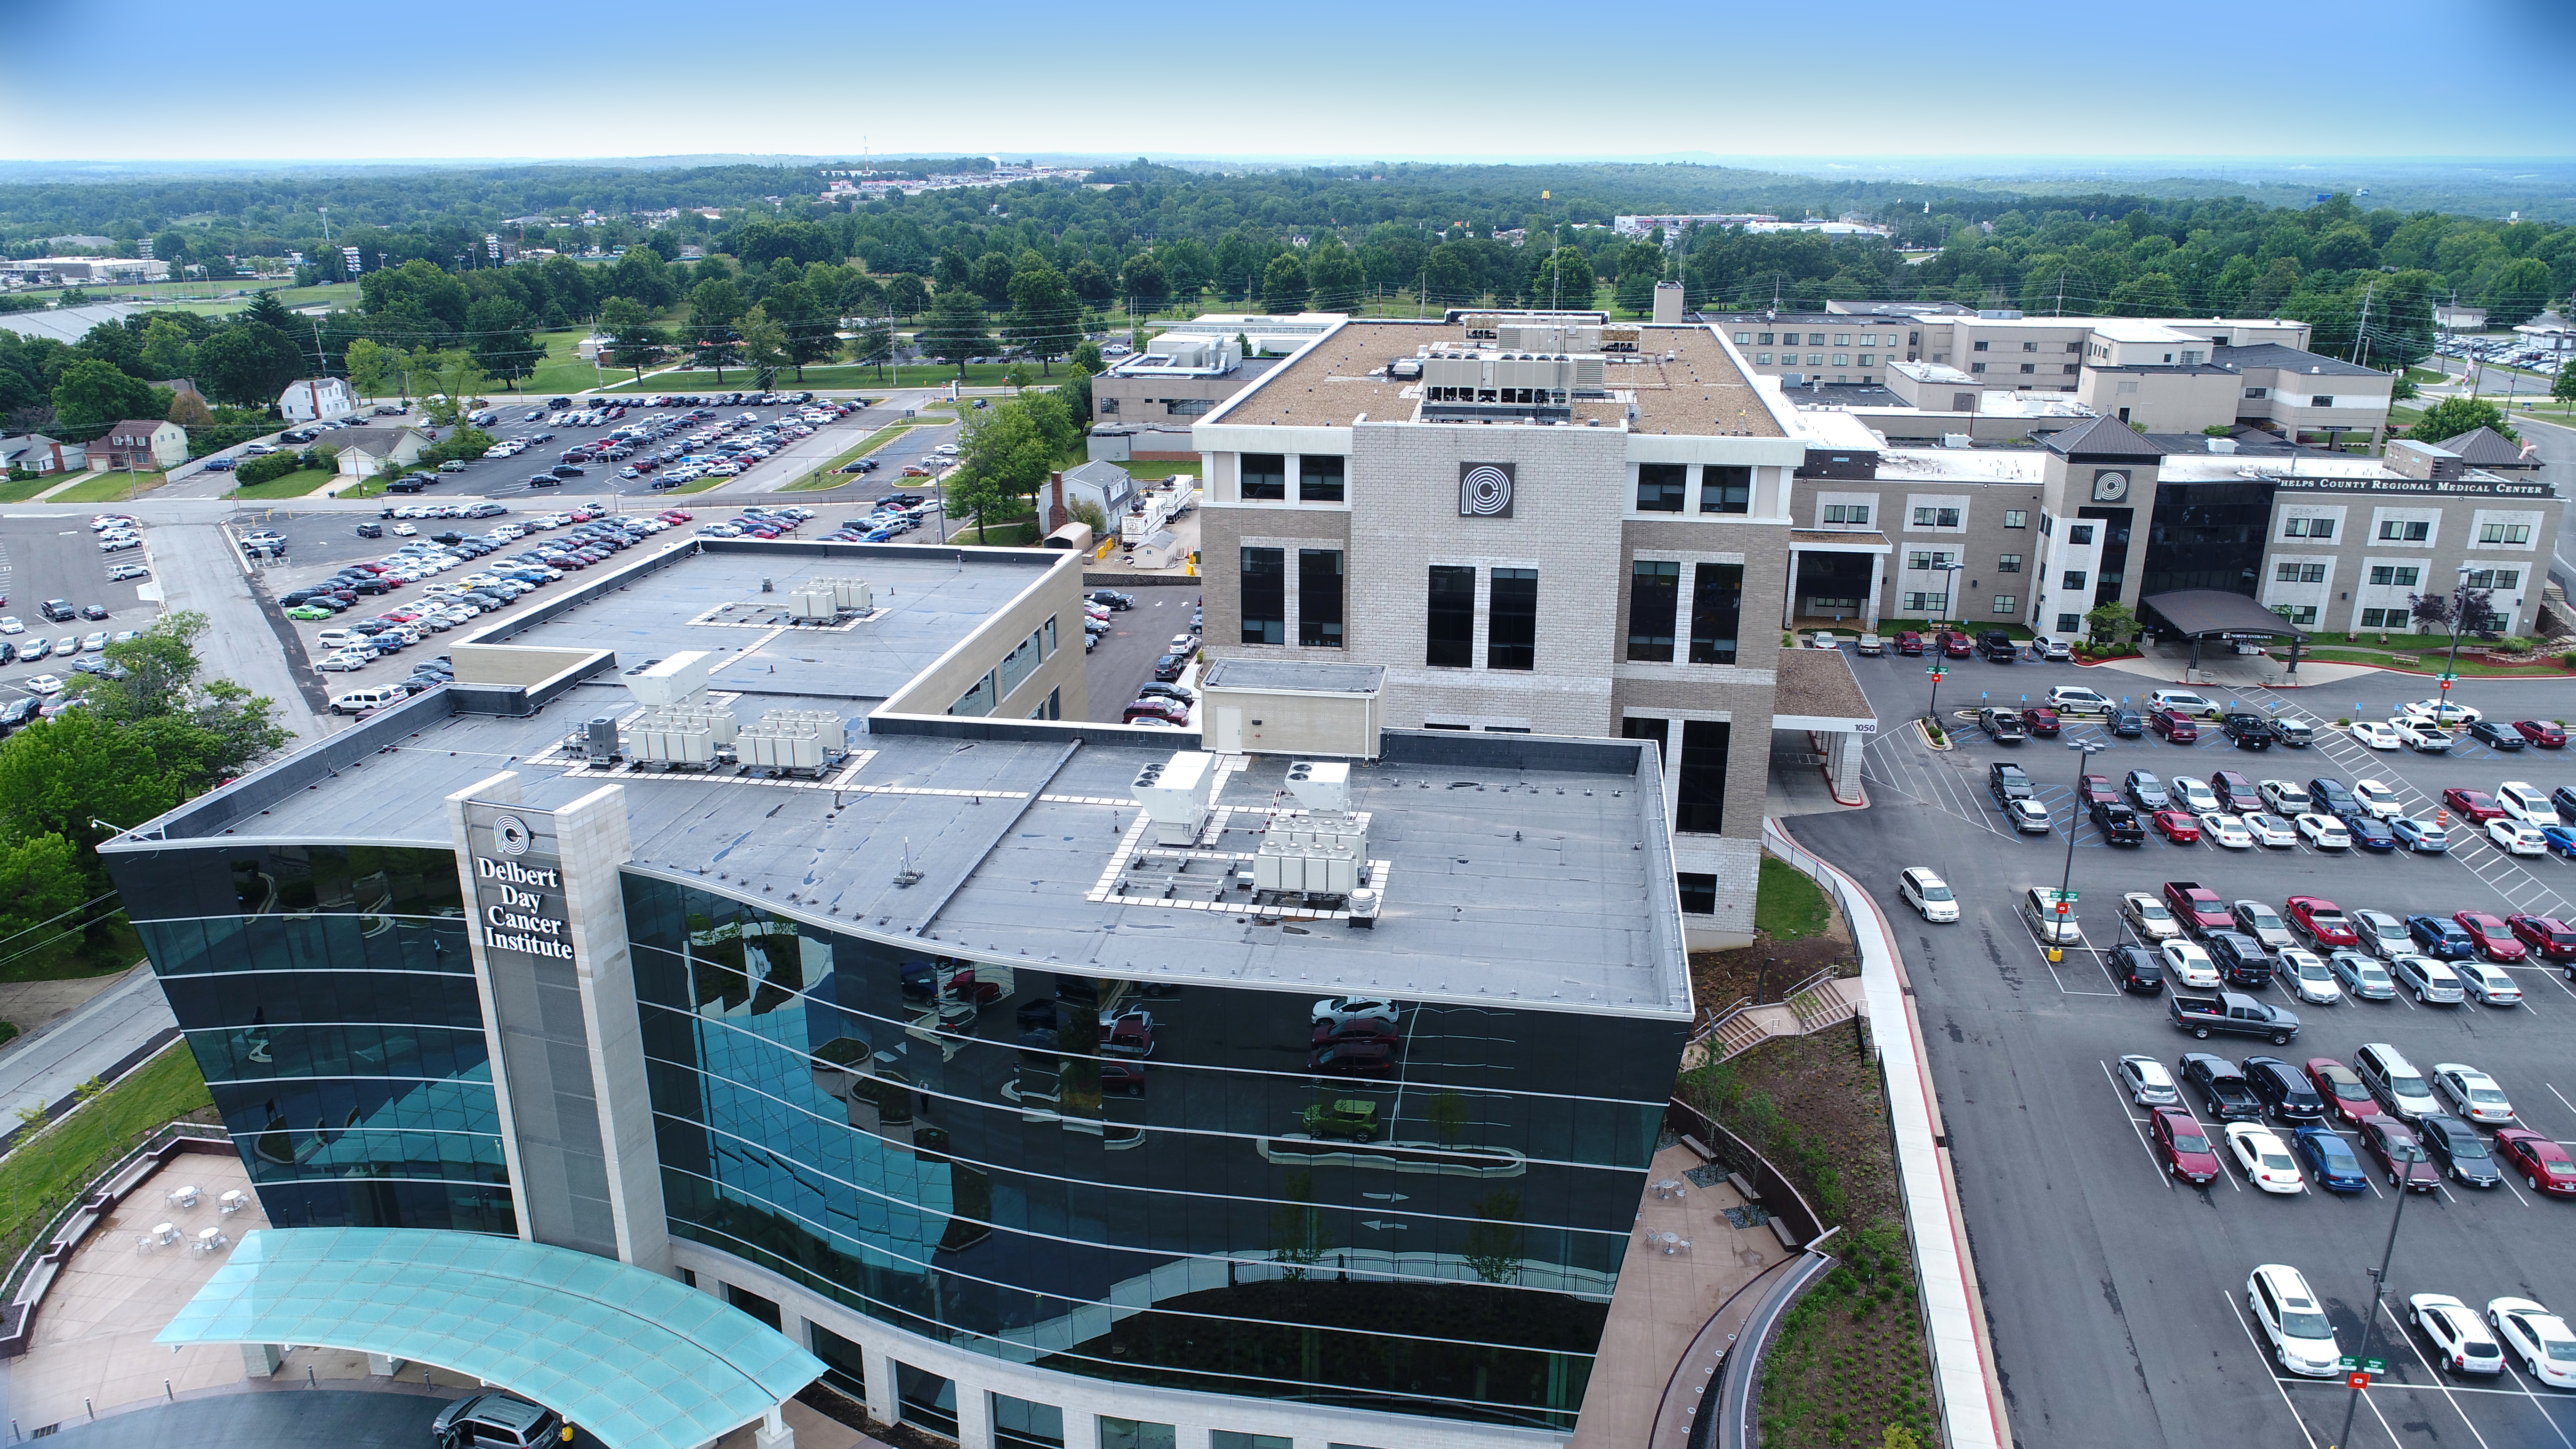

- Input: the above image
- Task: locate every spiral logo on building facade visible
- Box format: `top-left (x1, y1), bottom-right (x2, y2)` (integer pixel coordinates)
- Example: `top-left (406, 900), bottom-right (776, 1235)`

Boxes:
top-left (1458, 462), bottom-right (1515, 518)
top-left (493, 813), bottom-right (533, 857)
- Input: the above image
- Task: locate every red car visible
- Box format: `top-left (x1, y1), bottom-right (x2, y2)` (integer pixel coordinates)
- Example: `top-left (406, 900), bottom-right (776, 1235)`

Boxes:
top-left (2080, 774), bottom-right (2121, 806)
top-left (2284, 896), bottom-right (2359, 948)
top-left (1309, 1038), bottom-right (1398, 1076)
top-left (2151, 810), bottom-right (2202, 843)
top-left (2359, 1118), bottom-right (2440, 1191)
top-left (2495, 1129), bottom-right (2576, 1197)
top-left (2507, 914), bottom-right (2576, 961)
top-left (2024, 706), bottom-right (2062, 737)
top-left (1123, 698), bottom-right (1190, 726)
top-left (2304, 1058), bottom-right (2382, 1127)
top-left (1103, 1012), bottom-right (1156, 1057)
top-left (2442, 788), bottom-right (2507, 822)
top-left (2149, 1106), bottom-right (2219, 1185)
top-left (2210, 770), bottom-right (2262, 813)
top-left (662, 509), bottom-right (695, 521)
top-left (1895, 631), bottom-right (1925, 656)
top-left (2148, 709), bottom-right (2199, 742)
top-left (2452, 910), bottom-right (2528, 962)
top-left (1939, 631), bottom-right (1974, 659)
top-left (2512, 719), bottom-right (2567, 748)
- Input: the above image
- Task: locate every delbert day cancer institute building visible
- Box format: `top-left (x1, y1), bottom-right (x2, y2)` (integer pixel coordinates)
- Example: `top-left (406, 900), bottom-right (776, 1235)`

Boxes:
top-left (100, 535), bottom-right (1696, 1449)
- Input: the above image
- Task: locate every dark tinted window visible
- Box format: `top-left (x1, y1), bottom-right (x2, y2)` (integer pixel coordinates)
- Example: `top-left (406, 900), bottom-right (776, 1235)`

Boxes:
top-left (1688, 564), bottom-right (1743, 665)
top-left (1487, 568), bottom-right (1537, 671)
top-left (1677, 721), bottom-right (1731, 834)
top-left (1700, 465), bottom-right (1752, 515)
top-left (1426, 565), bottom-right (1474, 667)
top-left (1635, 463), bottom-right (1686, 512)
top-left (1239, 547), bottom-right (1284, 644)
top-left (1627, 561), bottom-right (1678, 661)
top-left (1297, 455), bottom-right (1344, 503)
top-left (1239, 454), bottom-right (1285, 500)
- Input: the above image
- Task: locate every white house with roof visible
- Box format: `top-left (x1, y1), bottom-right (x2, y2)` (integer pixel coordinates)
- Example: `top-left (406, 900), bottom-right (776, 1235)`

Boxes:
top-left (279, 377), bottom-right (356, 422)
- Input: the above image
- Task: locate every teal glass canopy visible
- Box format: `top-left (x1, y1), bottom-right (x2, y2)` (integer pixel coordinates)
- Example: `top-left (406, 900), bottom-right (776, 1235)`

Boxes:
top-left (157, 1229), bottom-right (823, 1449)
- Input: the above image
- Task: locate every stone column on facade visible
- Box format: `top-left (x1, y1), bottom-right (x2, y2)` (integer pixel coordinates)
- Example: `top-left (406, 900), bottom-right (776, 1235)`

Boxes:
top-left (863, 1345), bottom-right (898, 1427)
top-left (1828, 729), bottom-right (1864, 803)
top-left (953, 1381), bottom-right (993, 1449)
top-left (240, 1343), bottom-right (283, 1377)
top-left (1782, 546), bottom-right (1803, 628)
top-left (753, 1406), bottom-right (793, 1449)
top-left (1864, 550), bottom-right (1884, 630)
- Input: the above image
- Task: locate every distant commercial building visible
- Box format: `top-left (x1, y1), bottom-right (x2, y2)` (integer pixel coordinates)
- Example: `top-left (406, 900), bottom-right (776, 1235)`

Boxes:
top-left (0, 255), bottom-right (170, 285)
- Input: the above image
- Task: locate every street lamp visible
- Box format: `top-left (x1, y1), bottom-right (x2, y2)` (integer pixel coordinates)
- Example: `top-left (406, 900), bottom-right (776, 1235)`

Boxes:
top-left (2333, 1158), bottom-right (2420, 1449)
top-left (2052, 739), bottom-right (2106, 962)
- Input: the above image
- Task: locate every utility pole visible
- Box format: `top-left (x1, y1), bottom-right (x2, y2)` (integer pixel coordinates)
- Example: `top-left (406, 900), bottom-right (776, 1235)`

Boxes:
top-left (2350, 281), bottom-right (2374, 368)
top-left (2331, 1170), bottom-right (2415, 1449)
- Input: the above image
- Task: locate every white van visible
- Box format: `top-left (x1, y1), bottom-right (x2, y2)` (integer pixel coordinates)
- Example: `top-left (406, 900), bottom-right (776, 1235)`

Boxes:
top-left (330, 687), bottom-right (402, 715)
top-left (315, 628), bottom-right (362, 649)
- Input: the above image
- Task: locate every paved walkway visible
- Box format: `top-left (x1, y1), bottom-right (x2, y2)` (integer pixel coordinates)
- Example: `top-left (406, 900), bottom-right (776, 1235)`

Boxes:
top-left (2086, 646), bottom-right (2383, 690)
top-left (1568, 1143), bottom-right (1783, 1449)
top-left (0, 966), bottom-right (176, 1146)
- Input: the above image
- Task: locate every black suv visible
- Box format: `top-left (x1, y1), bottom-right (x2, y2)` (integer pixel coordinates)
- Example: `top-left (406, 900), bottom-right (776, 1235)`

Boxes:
top-left (2180, 1053), bottom-right (2264, 1122)
top-left (2090, 800), bottom-right (2145, 845)
top-left (1978, 630), bottom-right (2018, 662)
top-left (2205, 930), bottom-right (2273, 989)
top-left (39, 599), bottom-right (76, 622)
top-left (2242, 1055), bottom-right (2326, 1123)
top-left (2220, 713), bottom-right (2275, 749)
top-left (1988, 762), bottom-right (2034, 805)
top-left (2415, 1113), bottom-right (2501, 1187)
top-left (2109, 942), bottom-right (2165, 993)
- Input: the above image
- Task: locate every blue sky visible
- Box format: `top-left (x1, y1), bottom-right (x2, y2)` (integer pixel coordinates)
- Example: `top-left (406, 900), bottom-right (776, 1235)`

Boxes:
top-left (4, 0), bottom-right (2573, 163)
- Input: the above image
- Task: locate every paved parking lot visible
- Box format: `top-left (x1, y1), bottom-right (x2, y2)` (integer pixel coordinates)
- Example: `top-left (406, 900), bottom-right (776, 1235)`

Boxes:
top-left (1791, 648), bottom-right (2576, 1449)
top-left (0, 512), bottom-right (159, 706)
top-left (1080, 582), bottom-right (1200, 723)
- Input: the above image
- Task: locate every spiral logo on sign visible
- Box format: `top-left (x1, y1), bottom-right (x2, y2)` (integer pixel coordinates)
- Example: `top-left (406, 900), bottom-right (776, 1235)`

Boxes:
top-left (494, 814), bottom-right (533, 857)
top-left (1460, 465), bottom-right (1513, 516)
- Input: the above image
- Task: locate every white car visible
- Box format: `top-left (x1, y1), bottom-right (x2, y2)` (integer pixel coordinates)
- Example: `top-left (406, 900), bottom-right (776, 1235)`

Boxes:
top-left (2349, 719), bottom-right (2402, 749)
top-left (315, 653), bottom-right (369, 672)
top-left (2198, 812), bottom-right (2256, 848)
top-left (392, 523), bottom-right (417, 536)
top-left (2170, 777), bottom-right (2222, 814)
top-left (2486, 818), bottom-right (2547, 855)
top-left (2278, 947), bottom-right (2342, 1004)
top-left (2241, 812), bottom-right (2299, 848)
top-left (2250, 1265), bottom-right (2342, 1377)
top-left (2494, 781), bottom-right (2560, 827)
top-left (2117, 1054), bottom-right (2180, 1106)
top-left (1899, 867), bottom-right (1959, 922)
top-left (2257, 780), bottom-right (2313, 814)
top-left (0, 618), bottom-right (18, 635)
top-left (2350, 779), bottom-right (2406, 819)
top-left (2160, 939), bottom-right (2222, 989)
top-left (2227, 1124), bottom-right (2306, 1193)
top-left (2487, 1299), bottom-right (2576, 1388)
top-left (2047, 685), bottom-right (2110, 713)
top-left (2412, 1294), bottom-right (2505, 1375)
top-left (2296, 813), bottom-right (2351, 850)
top-left (24, 673), bottom-right (62, 694)
top-left (2391, 718), bottom-right (2455, 752)
top-left (2452, 961), bottom-right (2523, 1008)
top-left (1312, 997), bottom-right (1399, 1031)
top-left (2148, 689), bottom-right (2220, 718)
top-left (2399, 699), bottom-right (2481, 726)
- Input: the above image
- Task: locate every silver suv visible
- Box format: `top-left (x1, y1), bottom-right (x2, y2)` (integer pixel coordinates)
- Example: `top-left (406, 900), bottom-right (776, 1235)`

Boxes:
top-left (432, 1394), bottom-right (561, 1449)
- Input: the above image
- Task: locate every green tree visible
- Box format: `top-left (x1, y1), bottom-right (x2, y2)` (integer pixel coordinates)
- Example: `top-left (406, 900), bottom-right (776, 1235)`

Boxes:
top-left (1530, 246), bottom-right (1594, 309)
top-left (1305, 240), bottom-right (1366, 313)
top-left (418, 350), bottom-right (493, 425)
top-left (2084, 600), bottom-right (2140, 648)
top-left (240, 290), bottom-right (296, 333)
top-left (2410, 395), bottom-right (2516, 444)
top-left (2109, 271), bottom-right (2186, 316)
top-left (1064, 258), bottom-right (1112, 307)
top-left (137, 316), bottom-right (200, 381)
top-left (919, 290), bottom-right (994, 378)
top-left (167, 390), bottom-right (212, 430)
top-left (50, 358), bottom-right (159, 432)
top-left (1258, 252), bottom-right (1309, 313)
top-left (762, 279), bottom-right (839, 380)
top-left (465, 296), bottom-right (543, 388)
top-left (2553, 359), bottom-right (2576, 412)
top-left (1069, 340), bottom-right (1104, 376)
top-left (951, 400), bottom-right (1056, 536)
top-left (1119, 253), bottom-right (1168, 314)
top-left (1006, 261), bottom-right (1078, 374)
top-left (738, 305), bottom-right (790, 390)
top-left (0, 832), bottom-right (87, 958)
top-left (2484, 257), bottom-right (2554, 326)
top-left (344, 337), bottom-right (393, 401)
top-left (689, 276), bottom-right (748, 375)
top-left (195, 322), bottom-right (305, 408)
top-left (599, 297), bottom-right (666, 381)
top-left (885, 274), bottom-right (929, 320)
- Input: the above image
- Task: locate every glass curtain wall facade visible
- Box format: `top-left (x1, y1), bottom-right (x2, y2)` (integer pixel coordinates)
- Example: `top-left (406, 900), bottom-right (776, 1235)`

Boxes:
top-left (115, 844), bottom-right (515, 1235)
top-left (623, 877), bottom-right (1679, 1432)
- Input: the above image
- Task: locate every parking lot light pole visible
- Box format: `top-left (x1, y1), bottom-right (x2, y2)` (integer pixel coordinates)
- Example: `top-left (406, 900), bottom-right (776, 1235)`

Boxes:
top-left (2333, 1167), bottom-right (2415, 1449)
top-left (2439, 563), bottom-right (2472, 713)
top-left (2053, 739), bottom-right (2105, 962)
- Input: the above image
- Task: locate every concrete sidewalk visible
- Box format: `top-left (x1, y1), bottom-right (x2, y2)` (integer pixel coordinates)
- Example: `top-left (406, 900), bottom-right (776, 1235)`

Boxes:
top-left (0, 966), bottom-right (176, 1139)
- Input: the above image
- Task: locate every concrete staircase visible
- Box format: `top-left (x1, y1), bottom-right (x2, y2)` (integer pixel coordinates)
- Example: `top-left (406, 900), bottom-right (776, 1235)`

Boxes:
top-left (1690, 971), bottom-right (1866, 1064)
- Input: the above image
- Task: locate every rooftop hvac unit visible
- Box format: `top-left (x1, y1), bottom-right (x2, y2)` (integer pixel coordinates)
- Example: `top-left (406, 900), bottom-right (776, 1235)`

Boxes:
top-left (638, 722), bottom-right (716, 767)
top-left (1131, 750), bottom-right (1216, 845)
top-left (578, 716), bottom-right (620, 760)
top-left (788, 587), bottom-right (837, 622)
top-left (1284, 760), bottom-right (1350, 814)
top-left (1347, 887), bottom-right (1380, 928)
top-left (755, 708), bottom-right (847, 753)
top-left (1574, 356), bottom-right (1606, 388)
top-left (1253, 828), bottom-right (1365, 897)
top-left (649, 702), bottom-right (740, 746)
top-left (625, 650), bottom-right (716, 707)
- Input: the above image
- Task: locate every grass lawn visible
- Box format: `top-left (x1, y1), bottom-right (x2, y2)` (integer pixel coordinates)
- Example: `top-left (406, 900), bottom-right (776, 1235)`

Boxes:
top-left (50, 471), bottom-right (165, 503)
top-left (2294, 645), bottom-right (2568, 676)
top-left (0, 919), bottom-right (142, 986)
top-left (956, 520), bottom-right (1039, 545)
top-left (598, 363), bottom-right (916, 394)
top-left (0, 1043), bottom-right (218, 1272)
top-left (227, 466), bottom-right (340, 500)
top-left (657, 475), bottom-right (728, 495)
top-left (0, 475), bottom-right (63, 503)
top-left (1756, 856), bottom-right (1834, 941)
top-left (781, 424), bottom-right (924, 491)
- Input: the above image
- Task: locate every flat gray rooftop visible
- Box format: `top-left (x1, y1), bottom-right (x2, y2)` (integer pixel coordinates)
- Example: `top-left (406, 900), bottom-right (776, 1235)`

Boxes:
top-left (145, 692), bottom-right (1686, 1017)
top-left (1199, 659), bottom-right (1387, 693)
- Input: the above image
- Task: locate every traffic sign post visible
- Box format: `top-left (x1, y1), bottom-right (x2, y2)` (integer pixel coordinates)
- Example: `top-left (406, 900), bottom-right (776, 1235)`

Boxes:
top-left (2347, 1371), bottom-right (2370, 1390)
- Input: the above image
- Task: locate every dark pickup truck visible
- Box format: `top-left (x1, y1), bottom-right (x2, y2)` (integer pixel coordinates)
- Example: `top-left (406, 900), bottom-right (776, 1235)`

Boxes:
top-left (2170, 990), bottom-right (2302, 1044)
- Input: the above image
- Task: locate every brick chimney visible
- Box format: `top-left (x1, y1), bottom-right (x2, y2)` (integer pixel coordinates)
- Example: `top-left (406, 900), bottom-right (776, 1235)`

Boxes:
top-left (1046, 470), bottom-right (1070, 531)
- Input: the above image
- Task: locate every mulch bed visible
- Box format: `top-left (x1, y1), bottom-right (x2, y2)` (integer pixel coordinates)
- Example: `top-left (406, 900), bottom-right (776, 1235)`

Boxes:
top-left (1688, 934), bottom-right (1859, 1013)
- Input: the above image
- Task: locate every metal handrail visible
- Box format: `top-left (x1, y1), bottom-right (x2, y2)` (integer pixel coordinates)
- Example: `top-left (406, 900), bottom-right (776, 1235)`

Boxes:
top-left (1690, 997), bottom-right (1753, 1044)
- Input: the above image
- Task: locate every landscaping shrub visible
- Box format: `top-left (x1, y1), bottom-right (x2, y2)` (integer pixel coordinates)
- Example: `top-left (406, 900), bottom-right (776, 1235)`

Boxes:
top-left (234, 451), bottom-right (301, 484)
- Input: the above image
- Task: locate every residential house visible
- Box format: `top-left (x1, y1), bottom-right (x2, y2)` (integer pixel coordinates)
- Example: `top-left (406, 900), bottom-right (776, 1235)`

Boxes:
top-left (85, 418), bottom-right (188, 471)
top-left (279, 377), bottom-right (357, 422)
top-left (334, 427), bottom-right (433, 478)
top-left (0, 434), bottom-right (73, 475)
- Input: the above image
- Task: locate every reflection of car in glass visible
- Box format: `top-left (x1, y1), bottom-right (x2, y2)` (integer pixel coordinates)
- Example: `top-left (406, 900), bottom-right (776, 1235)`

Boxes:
top-left (1312, 997), bottom-right (1398, 1031)
top-left (1301, 1098), bottom-right (1378, 1141)
top-left (1309, 1038), bottom-right (1398, 1076)
top-left (1101, 1012), bottom-right (1156, 1056)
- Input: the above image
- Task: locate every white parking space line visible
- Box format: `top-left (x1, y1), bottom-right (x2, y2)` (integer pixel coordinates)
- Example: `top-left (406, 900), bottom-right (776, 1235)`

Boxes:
top-left (2098, 1060), bottom-right (2190, 1186)
top-left (2383, 1299), bottom-right (2500, 1449)
top-left (2502, 1363), bottom-right (2576, 1449)
top-left (2221, 1290), bottom-right (2323, 1449)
